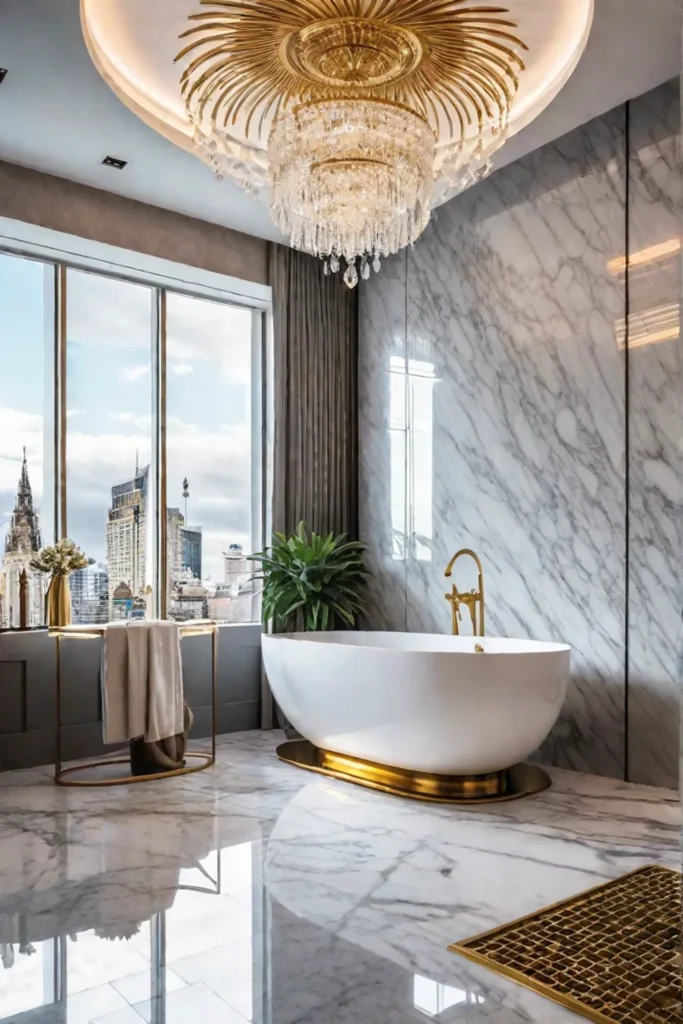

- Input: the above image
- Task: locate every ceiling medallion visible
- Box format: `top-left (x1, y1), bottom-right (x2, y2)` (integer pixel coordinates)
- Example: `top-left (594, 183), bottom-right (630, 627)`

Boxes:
top-left (176, 1), bottom-right (528, 286)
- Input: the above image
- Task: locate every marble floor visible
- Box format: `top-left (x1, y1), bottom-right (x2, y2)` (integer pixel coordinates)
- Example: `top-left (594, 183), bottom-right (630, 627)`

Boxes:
top-left (0, 732), bottom-right (679, 1024)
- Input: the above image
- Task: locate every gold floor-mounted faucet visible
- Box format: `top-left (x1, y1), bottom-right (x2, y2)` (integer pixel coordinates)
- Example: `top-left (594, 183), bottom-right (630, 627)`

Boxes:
top-left (444, 549), bottom-right (485, 637)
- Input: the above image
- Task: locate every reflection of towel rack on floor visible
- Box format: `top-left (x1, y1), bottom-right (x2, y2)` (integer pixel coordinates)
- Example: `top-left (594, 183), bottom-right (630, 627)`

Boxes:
top-left (50, 620), bottom-right (218, 787)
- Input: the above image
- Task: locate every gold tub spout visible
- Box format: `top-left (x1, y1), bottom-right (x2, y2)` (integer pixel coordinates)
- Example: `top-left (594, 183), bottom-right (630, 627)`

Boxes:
top-left (444, 549), bottom-right (485, 637)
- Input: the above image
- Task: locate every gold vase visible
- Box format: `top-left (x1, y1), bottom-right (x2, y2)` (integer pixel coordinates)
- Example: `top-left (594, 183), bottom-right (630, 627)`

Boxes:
top-left (47, 574), bottom-right (72, 628)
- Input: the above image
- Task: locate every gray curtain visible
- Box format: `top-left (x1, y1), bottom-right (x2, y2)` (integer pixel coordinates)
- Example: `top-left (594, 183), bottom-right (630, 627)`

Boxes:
top-left (264, 244), bottom-right (359, 730)
top-left (271, 243), bottom-right (359, 540)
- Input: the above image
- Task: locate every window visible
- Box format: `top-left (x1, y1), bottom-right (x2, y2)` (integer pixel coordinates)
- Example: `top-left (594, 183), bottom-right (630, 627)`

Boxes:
top-left (166, 293), bottom-right (261, 623)
top-left (0, 253), bottom-right (50, 629)
top-left (66, 270), bottom-right (154, 624)
top-left (0, 249), bottom-right (266, 630)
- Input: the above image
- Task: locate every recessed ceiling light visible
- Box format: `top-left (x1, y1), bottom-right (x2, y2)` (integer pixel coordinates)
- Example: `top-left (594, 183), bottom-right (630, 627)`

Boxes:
top-left (102, 155), bottom-right (128, 170)
top-left (0, 69), bottom-right (8, 85)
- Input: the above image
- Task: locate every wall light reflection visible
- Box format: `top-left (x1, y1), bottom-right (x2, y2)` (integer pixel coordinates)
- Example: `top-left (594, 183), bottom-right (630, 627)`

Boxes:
top-left (389, 355), bottom-right (436, 562)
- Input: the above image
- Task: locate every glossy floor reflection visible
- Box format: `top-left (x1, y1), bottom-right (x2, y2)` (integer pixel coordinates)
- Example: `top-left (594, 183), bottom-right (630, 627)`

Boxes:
top-left (0, 732), bottom-right (679, 1024)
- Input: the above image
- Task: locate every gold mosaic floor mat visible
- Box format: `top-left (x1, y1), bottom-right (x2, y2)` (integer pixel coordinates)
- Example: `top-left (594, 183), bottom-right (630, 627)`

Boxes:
top-left (450, 865), bottom-right (682, 1024)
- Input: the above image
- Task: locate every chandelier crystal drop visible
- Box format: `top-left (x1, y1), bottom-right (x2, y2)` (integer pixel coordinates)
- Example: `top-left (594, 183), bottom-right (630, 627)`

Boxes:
top-left (269, 99), bottom-right (435, 267)
top-left (176, 1), bottom-right (528, 286)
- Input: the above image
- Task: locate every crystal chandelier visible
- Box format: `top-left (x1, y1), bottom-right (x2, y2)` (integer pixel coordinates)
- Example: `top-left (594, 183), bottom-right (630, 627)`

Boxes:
top-left (176, 1), bottom-right (527, 286)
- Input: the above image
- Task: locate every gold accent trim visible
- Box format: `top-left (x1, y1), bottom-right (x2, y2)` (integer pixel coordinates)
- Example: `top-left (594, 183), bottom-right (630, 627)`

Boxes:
top-left (175, 1), bottom-right (527, 142)
top-left (55, 751), bottom-right (214, 788)
top-left (276, 740), bottom-right (551, 804)
top-left (282, 19), bottom-right (424, 90)
top-left (450, 865), bottom-right (682, 1024)
top-left (444, 547), bottom-right (485, 636)
top-left (51, 621), bottom-right (218, 787)
top-left (49, 622), bottom-right (218, 638)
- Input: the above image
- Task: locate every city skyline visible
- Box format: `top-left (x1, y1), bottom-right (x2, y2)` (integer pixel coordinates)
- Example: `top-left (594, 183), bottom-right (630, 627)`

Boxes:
top-left (1, 254), bottom-right (257, 586)
top-left (0, 448), bottom-right (253, 627)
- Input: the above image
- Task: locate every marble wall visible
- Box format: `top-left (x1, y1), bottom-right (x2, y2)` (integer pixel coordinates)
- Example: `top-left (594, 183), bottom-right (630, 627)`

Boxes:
top-left (359, 81), bottom-right (682, 787)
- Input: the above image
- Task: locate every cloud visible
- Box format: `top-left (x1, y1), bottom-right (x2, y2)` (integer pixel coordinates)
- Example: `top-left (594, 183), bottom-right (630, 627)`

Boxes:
top-left (119, 364), bottom-right (150, 383)
top-left (166, 294), bottom-right (254, 387)
top-left (109, 411), bottom-right (152, 431)
top-left (170, 363), bottom-right (194, 376)
top-left (0, 406), bottom-right (44, 494)
top-left (66, 273), bottom-right (153, 353)
top-left (66, 408), bottom-right (85, 419)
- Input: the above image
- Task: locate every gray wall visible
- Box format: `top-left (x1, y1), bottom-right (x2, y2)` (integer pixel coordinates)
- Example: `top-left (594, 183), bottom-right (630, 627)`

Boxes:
top-left (0, 625), bottom-right (261, 771)
top-left (359, 80), bottom-right (682, 787)
top-left (0, 159), bottom-right (269, 286)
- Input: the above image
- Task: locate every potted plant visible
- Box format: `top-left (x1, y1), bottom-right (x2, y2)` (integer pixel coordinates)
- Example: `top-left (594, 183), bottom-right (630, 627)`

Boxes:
top-left (249, 522), bottom-right (368, 633)
top-left (31, 539), bottom-right (89, 628)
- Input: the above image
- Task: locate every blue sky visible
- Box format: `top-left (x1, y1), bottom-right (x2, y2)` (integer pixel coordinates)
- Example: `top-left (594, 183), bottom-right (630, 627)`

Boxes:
top-left (1, 253), bottom-right (255, 581)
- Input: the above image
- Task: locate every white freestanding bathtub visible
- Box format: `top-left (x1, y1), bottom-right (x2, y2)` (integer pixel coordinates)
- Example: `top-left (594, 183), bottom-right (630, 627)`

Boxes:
top-left (262, 632), bottom-right (570, 777)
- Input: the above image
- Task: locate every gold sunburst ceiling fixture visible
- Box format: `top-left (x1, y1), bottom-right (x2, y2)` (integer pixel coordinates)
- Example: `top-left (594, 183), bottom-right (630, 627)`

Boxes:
top-left (176, 0), bottom-right (528, 286)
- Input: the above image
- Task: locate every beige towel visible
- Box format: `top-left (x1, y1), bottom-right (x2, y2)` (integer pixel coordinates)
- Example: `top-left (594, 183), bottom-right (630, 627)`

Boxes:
top-left (102, 620), bottom-right (182, 744)
top-left (102, 621), bottom-right (129, 745)
top-left (126, 620), bottom-right (148, 739)
top-left (146, 620), bottom-right (184, 743)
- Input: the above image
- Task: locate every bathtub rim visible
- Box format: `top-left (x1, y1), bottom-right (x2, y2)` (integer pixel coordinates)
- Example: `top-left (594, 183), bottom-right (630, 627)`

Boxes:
top-left (262, 631), bottom-right (572, 656)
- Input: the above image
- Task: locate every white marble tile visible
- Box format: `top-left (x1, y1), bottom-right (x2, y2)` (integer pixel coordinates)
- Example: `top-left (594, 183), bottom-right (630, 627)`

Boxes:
top-left (626, 79), bottom-right (683, 788)
top-left (169, 936), bottom-right (254, 1020)
top-left (134, 982), bottom-right (247, 1024)
top-left (111, 968), bottom-right (186, 1007)
top-left (58, 983), bottom-right (128, 1024)
top-left (91, 1008), bottom-right (147, 1024)
top-left (359, 253), bottom-right (411, 632)
top-left (0, 733), bottom-right (678, 1024)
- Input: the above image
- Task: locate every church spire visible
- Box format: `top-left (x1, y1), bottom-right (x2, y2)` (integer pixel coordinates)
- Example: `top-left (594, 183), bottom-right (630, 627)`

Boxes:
top-left (18, 447), bottom-right (31, 506)
top-left (5, 449), bottom-right (41, 555)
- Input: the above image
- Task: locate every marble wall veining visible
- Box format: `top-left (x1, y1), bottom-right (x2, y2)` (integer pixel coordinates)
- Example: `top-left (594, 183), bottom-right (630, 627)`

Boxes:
top-left (359, 82), bottom-right (682, 787)
top-left (627, 82), bottom-right (683, 788)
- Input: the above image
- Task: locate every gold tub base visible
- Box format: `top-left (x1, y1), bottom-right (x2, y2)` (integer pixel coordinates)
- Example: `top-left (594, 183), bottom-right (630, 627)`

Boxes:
top-left (276, 740), bottom-right (551, 804)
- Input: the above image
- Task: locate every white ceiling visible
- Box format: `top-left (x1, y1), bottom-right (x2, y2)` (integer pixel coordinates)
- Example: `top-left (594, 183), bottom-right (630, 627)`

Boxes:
top-left (0, 0), bottom-right (680, 244)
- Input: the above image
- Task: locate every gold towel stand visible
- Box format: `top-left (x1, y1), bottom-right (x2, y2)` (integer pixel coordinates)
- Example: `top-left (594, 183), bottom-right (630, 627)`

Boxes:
top-left (50, 620), bottom-right (218, 787)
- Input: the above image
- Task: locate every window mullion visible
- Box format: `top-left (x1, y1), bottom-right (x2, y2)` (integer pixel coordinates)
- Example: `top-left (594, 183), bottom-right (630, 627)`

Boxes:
top-left (152, 288), bottom-right (168, 619)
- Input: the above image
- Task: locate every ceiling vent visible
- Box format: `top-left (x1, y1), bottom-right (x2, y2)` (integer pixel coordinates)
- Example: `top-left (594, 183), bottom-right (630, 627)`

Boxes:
top-left (102, 155), bottom-right (128, 170)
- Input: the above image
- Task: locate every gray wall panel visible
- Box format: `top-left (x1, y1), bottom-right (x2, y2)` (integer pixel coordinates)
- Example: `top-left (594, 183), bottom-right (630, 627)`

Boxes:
top-left (0, 625), bottom-right (263, 771)
top-left (0, 661), bottom-right (26, 734)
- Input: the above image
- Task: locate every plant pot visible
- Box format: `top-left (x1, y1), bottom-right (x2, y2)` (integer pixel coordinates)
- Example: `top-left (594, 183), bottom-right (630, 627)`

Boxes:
top-left (47, 574), bottom-right (72, 628)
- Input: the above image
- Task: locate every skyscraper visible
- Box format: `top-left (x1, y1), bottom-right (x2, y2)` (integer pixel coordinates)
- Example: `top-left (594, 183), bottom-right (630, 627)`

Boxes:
top-left (224, 543), bottom-right (248, 593)
top-left (0, 450), bottom-right (47, 628)
top-left (167, 507), bottom-right (184, 586)
top-left (168, 509), bottom-right (205, 619)
top-left (182, 526), bottom-right (202, 580)
top-left (71, 561), bottom-right (109, 625)
top-left (106, 463), bottom-right (148, 615)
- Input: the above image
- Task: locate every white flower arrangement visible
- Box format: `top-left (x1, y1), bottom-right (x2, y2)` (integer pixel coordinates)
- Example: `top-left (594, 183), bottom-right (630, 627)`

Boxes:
top-left (30, 539), bottom-right (89, 577)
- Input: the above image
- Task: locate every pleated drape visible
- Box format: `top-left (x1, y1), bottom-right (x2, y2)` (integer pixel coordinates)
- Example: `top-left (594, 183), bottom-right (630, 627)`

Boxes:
top-left (270, 243), bottom-right (359, 540)
top-left (264, 244), bottom-right (359, 729)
